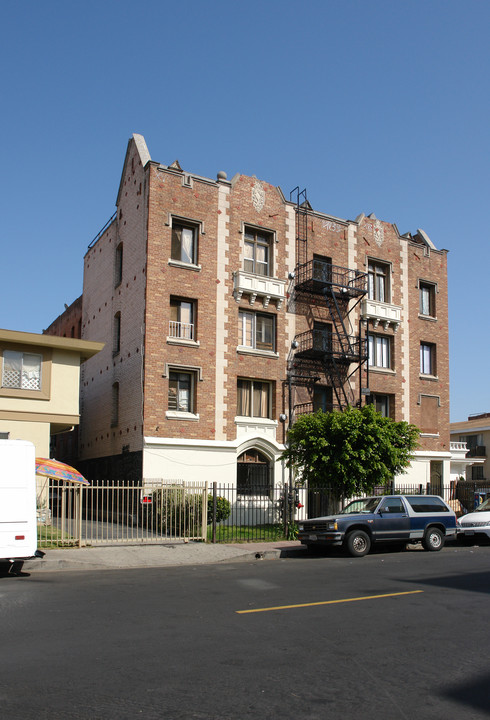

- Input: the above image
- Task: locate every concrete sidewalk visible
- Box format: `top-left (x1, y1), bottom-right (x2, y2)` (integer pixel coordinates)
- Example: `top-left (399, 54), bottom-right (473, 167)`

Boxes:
top-left (22, 540), bottom-right (306, 573)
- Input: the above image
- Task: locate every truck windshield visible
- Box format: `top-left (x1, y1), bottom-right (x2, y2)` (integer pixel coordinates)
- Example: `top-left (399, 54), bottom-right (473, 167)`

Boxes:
top-left (340, 498), bottom-right (380, 514)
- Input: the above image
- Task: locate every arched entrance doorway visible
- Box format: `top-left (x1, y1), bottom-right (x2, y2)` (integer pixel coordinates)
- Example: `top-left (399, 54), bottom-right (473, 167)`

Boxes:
top-left (237, 449), bottom-right (272, 497)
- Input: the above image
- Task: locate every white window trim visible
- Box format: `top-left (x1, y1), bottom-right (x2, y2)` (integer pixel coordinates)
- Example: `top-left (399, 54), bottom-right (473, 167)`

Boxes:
top-left (239, 221), bottom-right (277, 243)
top-left (165, 364), bottom-right (203, 417)
top-left (418, 279), bottom-right (438, 320)
top-left (166, 213), bottom-right (205, 235)
top-left (366, 256), bottom-right (393, 304)
top-left (237, 346), bottom-right (279, 359)
top-left (164, 364), bottom-right (203, 381)
top-left (168, 259), bottom-right (202, 272)
top-left (238, 310), bottom-right (276, 353)
top-left (368, 334), bottom-right (392, 370)
top-left (166, 337), bottom-right (200, 348)
top-left (167, 213), bottom-right (204, 269)
top-left (166, 410), bottom-right (200, 421)
top-left (236, 378), bottom-right (274, 420)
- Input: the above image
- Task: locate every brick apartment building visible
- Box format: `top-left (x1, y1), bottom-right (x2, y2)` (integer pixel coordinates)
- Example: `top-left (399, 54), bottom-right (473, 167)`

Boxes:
top-left (45, 133), bottom-right (451, 492)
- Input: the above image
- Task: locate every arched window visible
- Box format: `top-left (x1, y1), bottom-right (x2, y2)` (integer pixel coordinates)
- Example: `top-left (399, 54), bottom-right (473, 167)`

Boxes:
top-left (237, 449), bottom-right (271, 497)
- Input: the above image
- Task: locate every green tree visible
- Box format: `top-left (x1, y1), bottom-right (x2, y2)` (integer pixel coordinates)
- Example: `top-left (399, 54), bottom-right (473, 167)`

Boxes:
top-left (282, 404), bottom-right (419, 498)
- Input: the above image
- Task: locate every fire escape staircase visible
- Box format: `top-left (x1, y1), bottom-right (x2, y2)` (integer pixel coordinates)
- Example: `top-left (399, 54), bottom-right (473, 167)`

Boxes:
top-left (288, 188), bottom-right (368, 418)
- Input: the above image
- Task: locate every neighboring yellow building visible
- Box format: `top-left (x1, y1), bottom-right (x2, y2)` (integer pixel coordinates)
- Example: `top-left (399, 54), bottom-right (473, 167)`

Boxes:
top-left (450, 412), bottom-right (489, 483)
top-left (0, 329), bottom-right (103, 457)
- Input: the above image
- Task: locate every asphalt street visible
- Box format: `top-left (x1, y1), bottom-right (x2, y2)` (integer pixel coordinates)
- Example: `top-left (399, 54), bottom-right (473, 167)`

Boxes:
top-left (1, 543), bottom-right (490, 720)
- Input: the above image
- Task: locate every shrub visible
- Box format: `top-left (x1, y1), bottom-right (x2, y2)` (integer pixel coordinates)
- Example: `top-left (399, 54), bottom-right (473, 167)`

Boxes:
top-left (152, 488), bottom-right (203, 535)
top-left (207, 495), bottom-right (231, 525)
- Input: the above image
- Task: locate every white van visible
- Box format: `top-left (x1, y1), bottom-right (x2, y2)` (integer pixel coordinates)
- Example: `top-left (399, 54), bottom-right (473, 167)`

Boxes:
top-left (0, 439), bottom-right (44, 571)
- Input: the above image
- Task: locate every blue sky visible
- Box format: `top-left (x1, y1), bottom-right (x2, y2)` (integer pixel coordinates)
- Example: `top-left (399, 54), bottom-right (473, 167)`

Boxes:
top-left (0, 0), bottom-right (488, 422)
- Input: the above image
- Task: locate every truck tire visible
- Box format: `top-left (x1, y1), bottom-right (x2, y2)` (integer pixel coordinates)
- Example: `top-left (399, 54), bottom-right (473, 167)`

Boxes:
top-left (422, 527), bottom-right (444, 551)
top-left (345, 530), bottom-right (371, 557)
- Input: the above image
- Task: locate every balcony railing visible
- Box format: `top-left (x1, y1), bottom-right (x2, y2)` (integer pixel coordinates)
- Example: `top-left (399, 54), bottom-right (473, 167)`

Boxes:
top-left (361, 298), bottom-right (401, 332)
top-left (294, 401), bottom-right (342, 417)
top-left (467, 445), bottom-right (487, 458)
top-left (168, 321), bottom-right (195, 341)
top-left (293, 330), bottom-right (367, 362)
top-left (233, 270), bottom-right (286, 309)
top-left (294, 260), bottom-right (367, 297)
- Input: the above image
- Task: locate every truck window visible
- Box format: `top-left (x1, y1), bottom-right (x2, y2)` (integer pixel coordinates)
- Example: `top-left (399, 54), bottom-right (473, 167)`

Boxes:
top-left (406, 497), bottom-right (449, 513)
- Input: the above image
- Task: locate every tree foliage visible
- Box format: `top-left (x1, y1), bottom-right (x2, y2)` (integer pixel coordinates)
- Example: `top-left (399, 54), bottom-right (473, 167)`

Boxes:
top-left (282, 404), bottom-right (420, 498)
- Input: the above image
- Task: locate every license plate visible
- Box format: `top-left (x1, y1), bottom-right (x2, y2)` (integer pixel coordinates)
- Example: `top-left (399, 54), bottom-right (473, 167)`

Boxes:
top-left (308, 534), bottom-right (317, 541)
top-left (465, 530), bottom-right (475, 536)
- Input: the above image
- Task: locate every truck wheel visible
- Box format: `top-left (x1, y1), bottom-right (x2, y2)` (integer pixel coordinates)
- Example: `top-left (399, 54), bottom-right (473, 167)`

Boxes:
top-left (345, 530), bottom-right (371, 557)
top-left (422, 527), bottom-right (444, 551)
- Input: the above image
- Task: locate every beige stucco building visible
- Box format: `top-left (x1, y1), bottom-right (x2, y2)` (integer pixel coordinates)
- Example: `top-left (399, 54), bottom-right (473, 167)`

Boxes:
top-left (0, 329), bottom-right (103, 458)
top-left (450, 413), bottom-right (489, 483)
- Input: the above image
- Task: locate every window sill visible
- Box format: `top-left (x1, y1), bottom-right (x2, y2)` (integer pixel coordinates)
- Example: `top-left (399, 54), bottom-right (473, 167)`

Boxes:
top-left (237, 346), bottom-right (278, 358)
top-left (168, 259), bottom-right (201, 272)
top-left (419, 432), bottom-right (440, 438)
top-left (418, 314), bottom-right (437, 322)
top-left (419, 374), bottom-right (439, 382)
top-left (234, 416), bottom-right (277, 426)
top-left (166, 411), bottom-right (200, 421)
top-left (167, 337), bottom-right (200, 347)
top-left (369, 367), bottom-right (396, 375)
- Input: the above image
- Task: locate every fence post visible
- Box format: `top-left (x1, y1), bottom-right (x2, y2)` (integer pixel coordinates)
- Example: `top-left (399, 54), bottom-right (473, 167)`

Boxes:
top-left (78, 485), bottom-right (83, 548)
top-left (203, 482), bottom-right (209, 540)
top-left (212, 482), bottom-right (217, 544)
top-left (283, 483), bottom-right (288, 539)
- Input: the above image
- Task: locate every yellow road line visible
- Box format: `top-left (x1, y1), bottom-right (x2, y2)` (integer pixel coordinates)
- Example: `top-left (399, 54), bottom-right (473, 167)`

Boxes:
top-left (236, 590), bottom-right (423, 614)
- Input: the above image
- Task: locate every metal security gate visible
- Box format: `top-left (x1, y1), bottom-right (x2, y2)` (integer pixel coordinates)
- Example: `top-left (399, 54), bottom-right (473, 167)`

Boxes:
top-left (37, 480), bottom-right (208, 548)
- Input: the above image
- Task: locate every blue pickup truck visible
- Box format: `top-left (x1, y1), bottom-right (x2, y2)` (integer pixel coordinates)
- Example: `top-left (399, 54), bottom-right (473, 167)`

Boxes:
top-left (297, 495), bottom-right (457, 557)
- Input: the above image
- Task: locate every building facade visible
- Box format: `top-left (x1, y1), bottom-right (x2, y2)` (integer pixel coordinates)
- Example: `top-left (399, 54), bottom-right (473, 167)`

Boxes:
top-left (450, 413), bottom-right (489, 483)
top-left (56, 134), bottom-right (451, 490)
top-left (0, 328), bottom-right (103, 457)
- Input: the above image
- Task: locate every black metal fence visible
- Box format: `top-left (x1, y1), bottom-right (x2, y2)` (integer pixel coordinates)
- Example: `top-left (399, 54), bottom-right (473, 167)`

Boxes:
top-left (208, 480), bottom-right (490, 543)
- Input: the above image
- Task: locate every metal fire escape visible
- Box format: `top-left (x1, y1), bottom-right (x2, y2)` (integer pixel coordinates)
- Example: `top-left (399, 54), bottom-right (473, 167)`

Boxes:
top-left (287, 188), bottom-right (368, 421)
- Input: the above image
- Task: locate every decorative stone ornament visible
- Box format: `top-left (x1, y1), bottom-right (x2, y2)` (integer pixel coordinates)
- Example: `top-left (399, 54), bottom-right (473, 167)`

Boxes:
top-left (252, 178), bottom-right (265, 213)
top-left (373, 219), bottom-right (384, 247)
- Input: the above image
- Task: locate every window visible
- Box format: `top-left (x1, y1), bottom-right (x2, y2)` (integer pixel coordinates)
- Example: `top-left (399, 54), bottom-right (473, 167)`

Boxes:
top-left (168, 371), bottom-right (195, 413)
top-left (459, 434), bottom-right (483, 450)
top-left (419, 281), bottom-right (436, 317)
top-left (313, 385), bottom-right (333, 413)
top-left (171, 222), bottom-right (197, 264)
top-left (2, 351), bottom-right (41, 390)
top-left (313, 322), bottom-right (333, 353)
top-left (420, 342), bottom-right (436, 375)
top-left (368, 334), bottom-right (391, 369)
top-left (244, 228), bottom-right (272, 276)
top-left (312, 254), bottom-right (333, 283)
top-left (238, 311), bottom-right (275, 351)
top-left (113, 313), bottom-right (121, 355)
top-left (237, 379), bottom-right (272, 418)
top-left (406, 496), bottom-right (449, 513)
top-left (367, 393), bottom-right (391, 417)
top-left (368, 260), bottom-right (390, 302)
top-left (472, 466), bottom-right (484, 481)
top-left (170, 298), bottom-right (195, 340)
top-left (379, 498), bottom-right (405, 513)
top-left (114, 243), bottom-right (123, 287)
top-left (237, 449), bottom-right (271, 497)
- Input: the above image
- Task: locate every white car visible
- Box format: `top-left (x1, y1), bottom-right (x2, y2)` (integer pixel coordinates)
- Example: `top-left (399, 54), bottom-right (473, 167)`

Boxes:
top-left (458, 498), bottom-right (490, 542)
